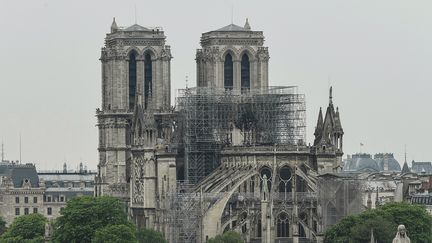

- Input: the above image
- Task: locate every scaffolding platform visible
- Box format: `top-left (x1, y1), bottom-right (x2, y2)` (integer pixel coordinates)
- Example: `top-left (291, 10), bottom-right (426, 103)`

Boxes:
top-left (176, 86), bottom-right (306, 184)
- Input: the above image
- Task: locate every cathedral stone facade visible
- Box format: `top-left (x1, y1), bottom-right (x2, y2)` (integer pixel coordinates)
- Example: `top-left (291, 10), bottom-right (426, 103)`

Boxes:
top-left (96, 18), bottom-right (344, 243)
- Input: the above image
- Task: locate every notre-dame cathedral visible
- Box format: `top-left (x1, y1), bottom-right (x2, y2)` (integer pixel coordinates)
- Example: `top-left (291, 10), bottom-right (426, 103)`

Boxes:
top-left (95, 18), bottom-right (345, 243)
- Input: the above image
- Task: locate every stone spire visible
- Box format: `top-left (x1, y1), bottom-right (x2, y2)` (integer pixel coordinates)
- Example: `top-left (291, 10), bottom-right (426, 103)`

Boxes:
top-left (401, 146), bottom-right (410, 174)
top-left (314, 108), bottom-right (323, 136)
top-left (111, 17), bottom-right (118, 33)
top-left (329, 86), bottom-right (333, 105)
top-left (401, 161), bottom-right (410, 174)
top-left (244, 18), bottom-right (251, 30)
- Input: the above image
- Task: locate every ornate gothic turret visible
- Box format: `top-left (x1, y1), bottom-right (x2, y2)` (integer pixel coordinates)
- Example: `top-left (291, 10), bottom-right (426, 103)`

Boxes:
top-left (313, 87), bottom-right (344, 173)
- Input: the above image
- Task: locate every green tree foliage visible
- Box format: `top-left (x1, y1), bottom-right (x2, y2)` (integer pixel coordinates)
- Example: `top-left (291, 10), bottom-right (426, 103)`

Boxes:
top-left (52, 196), bottom-right (130, 243)
top-left (0, 213), bottom-right (46, 243)
top-left (208, 231), bottom-right (245, 243)
top-left (324, 202), bottom-right (432, 243)
top-left (0, 216), bottom-right (6, 236)
top-left (92, 224), bottom-right (137, 243)
top-left (136, 228), bottom-right (168, 243)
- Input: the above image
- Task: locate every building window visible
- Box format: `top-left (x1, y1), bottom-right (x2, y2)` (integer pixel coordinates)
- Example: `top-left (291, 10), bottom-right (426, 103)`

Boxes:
top-left (47, 196), bottom-right (51, 202)
top-left (33, 197), bottom-right (37, 203)
top-left (327, 203), bottom-right (337, 226)
top-left (15, 208), bottom-right (20, 215)
top-left (276, 212), bottom-right (289, 237)
top-left (144, 53), bottom-right (152, 109)
top-left (47, 207), bottom-right (52, 215)
top-left (15, 197), bottom-right (19, 204)
top-left (60, 196), bottom-right (64, 202)
top-left (24, 197), bottom-right (28, 203)
top-left (241, 54), bottom-right (250, 90)
top-left (224, 53), bottom-right (234, 90)
top-left (129, 51), bottom-right (137, 110)
top-left (24, 208), bottom-right (29, 215)
top-left (33, 208), bottom-right (38, 214)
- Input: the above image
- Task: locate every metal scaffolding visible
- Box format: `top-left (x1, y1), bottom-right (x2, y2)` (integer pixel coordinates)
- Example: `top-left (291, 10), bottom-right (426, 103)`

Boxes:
top-left (176, 86), bottom-right (306, 184)
top-left (167, 182), bottom-right (202, 243)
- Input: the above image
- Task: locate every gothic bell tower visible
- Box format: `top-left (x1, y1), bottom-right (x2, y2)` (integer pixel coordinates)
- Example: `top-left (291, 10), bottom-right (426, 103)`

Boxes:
top-left (196, 19), bottom-right (269, 90)
top-left (96, 18), bottom-right (172, 198)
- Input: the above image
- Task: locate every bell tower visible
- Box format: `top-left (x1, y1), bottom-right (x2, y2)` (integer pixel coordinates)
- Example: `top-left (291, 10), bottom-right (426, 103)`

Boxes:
top-left (196, 19), bottom-right (269, 90)
top-left (96, 18), bottom-right (172, 198)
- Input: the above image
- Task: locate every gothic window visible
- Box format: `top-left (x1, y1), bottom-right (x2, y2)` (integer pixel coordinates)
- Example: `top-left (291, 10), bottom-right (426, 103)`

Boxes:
top-left (299, 223), bottom-right (306, 237)
top-left (296, 175), bottom-right (307, 192)
top-left (279, 166), bottom-right (292, 193)
top-left (241, 54), bottom-right (250, 90)
top-left (129, 52), bottom-right (137, 110)
top-left (257, 219), bottom-right (262, 237)
top-left (224, 53), bottom-right (233, 90)
top-left (276, 212), bottom-right (289, 237)
top-left (327, 203), bottom-right (337, 226)
top-left (144, 53), bottom-right (152, 109)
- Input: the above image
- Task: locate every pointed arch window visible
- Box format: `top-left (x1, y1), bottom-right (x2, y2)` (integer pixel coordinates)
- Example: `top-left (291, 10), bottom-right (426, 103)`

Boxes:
top-left (128, 52), bottom-right (137, 110)
top-left (224, 53), bottom-right (233, 90)
top-left (241, 54), bottom-right (250, 90)
top-left (277, 212), bottom-right (289, 237)
top-left (144, 53), bottom-right (152, 109)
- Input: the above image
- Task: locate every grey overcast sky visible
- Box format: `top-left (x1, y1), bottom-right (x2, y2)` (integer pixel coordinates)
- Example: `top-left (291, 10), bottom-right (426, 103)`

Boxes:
top-left (0, 0), bottom-right (430, 171)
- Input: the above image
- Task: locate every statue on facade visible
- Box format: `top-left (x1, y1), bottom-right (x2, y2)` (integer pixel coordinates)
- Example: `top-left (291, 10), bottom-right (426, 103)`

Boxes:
top-left (392, 225), bottom-right (411, 243)
top-left (262, 174), bottom-right (268, 201)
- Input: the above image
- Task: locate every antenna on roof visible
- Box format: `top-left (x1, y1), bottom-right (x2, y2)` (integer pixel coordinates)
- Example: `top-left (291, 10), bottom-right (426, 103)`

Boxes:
top-left (185, 75), bottom-right (189, 89)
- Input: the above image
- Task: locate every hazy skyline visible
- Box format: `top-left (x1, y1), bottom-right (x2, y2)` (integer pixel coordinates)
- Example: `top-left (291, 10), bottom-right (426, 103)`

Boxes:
top-left (0, 0), bottom-right (430, 170)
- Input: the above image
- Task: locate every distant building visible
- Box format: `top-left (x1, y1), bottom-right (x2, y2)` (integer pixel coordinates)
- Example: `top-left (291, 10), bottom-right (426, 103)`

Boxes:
top-left (38, 162), bottom-right (95, 221)
top-left (343, 153), bottom-right (401, 173)
top-left (0, 161), bottom-right (95, 225)
top-left (411, 161), bottom-right (432, 175)
top-left (411, 194), bottom-right (432, 215)
top-left (0, 162), bottom-right (44, 225)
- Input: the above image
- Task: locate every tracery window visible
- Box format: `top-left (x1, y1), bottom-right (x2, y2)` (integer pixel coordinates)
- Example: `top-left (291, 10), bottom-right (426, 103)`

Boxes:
top-left (144, 53), bottom-right (152, 109)
top-left (224, 53), bottom-right (233, 90)
top-left (241, 54), bottom-right (250, 90)
top-left (129, 52), bottom-right (137, 110)
top-left (278, 166), bottom-right (292, 193)
top-left (276, 212), bottom-right (289, 237)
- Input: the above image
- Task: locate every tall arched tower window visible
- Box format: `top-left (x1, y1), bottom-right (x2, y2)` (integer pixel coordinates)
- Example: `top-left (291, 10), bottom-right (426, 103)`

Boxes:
top-left (224, 53), bottom-right (233, 90)
top-left (144, 53), bottom-right (152, 109)
top-left (128, 52), bottom-right (137, 110)
top-left (241, 54), bottom-right (250, 90)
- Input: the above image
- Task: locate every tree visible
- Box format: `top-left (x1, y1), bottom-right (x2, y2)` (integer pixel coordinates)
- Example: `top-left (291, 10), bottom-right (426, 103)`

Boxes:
top-left (92, 224), bottom-right (137, 243)
top-left (52, 196), bottom-right (130, 243)
top-left (324, 202), bottom-right (432, 243)
top-left (136, 228), bottom-right (167, 243)
top-left (0, 213), bottom-right (46, 243)
top-left (0, 216), bottom-right (6, 236)
top-left (208, 231), bottom-right (245, 243)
